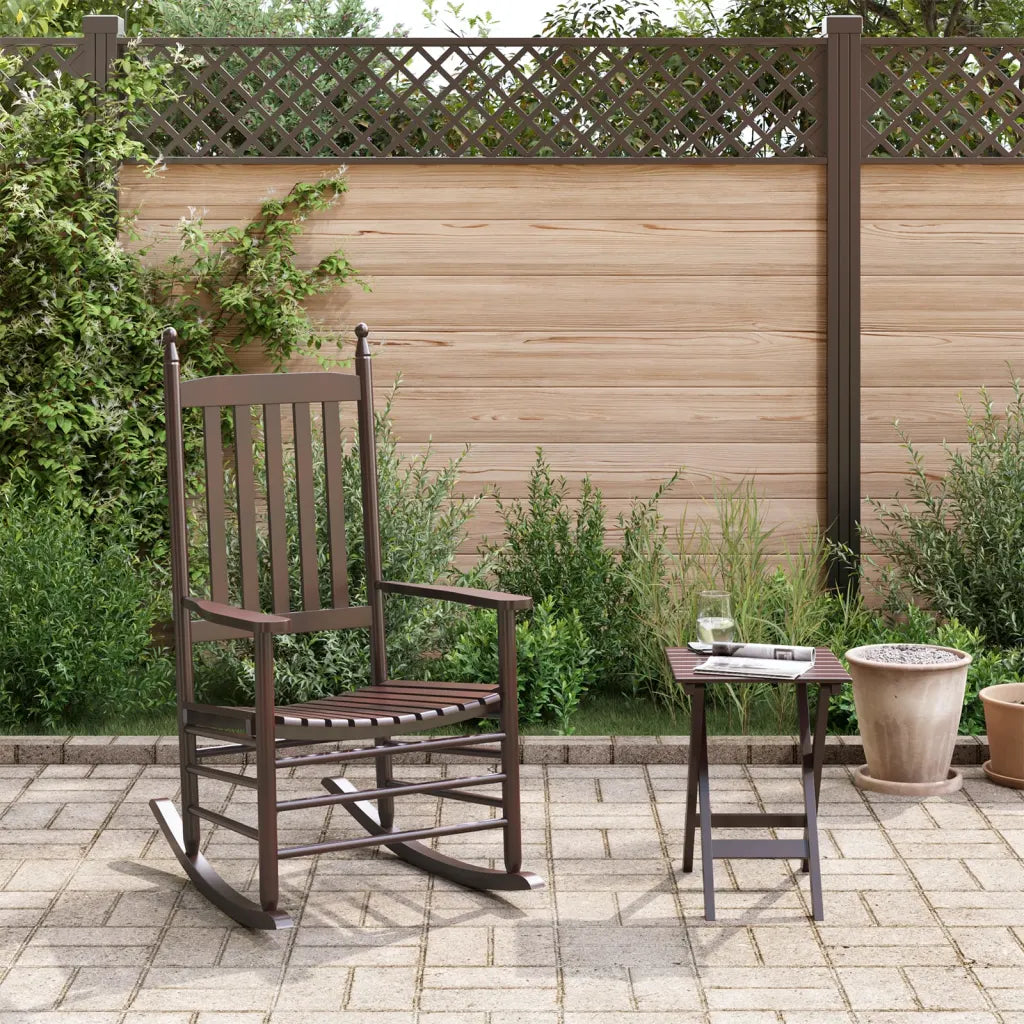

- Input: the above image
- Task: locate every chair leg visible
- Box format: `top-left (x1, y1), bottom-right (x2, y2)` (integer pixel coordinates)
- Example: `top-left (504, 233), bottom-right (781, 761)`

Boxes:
top-left (498, 606), bottom-right (523, 874)
top-left (374, 736), bottom-right (396, 831)
top-left (254, 631), bottom-right (280, 914)
top-left (180, 727), bottom-right (201, 857)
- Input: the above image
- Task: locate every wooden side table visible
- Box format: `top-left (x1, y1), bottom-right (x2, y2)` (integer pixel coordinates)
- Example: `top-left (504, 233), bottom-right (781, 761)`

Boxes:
top-left (664, 647), bottom-right (850, 922)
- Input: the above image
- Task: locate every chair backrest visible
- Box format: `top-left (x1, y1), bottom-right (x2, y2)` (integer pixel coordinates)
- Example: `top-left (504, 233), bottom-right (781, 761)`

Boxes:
top-left (162, 323), bottom-right (388, 688)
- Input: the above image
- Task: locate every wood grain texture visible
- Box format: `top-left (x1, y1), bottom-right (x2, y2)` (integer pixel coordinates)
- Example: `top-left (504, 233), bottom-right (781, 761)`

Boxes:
top-left (862, 164), bottom-right (1024, 220)
top-left (397, 442), bottom-right (823, 499)
top-left (122, 161), bottom-right (826, 552)
top-left (862, 387), bottom-right (1020, 443)
top-left (862, 333), bottom-right (1024, 387)
top-left (862, 277), bottom-right (1024, 332)
top-left (232, 332), bottom-right (824, 387)
top-left (863, 221), bottom-right (1024, 276)
top-left (131, 217), bottom-right (823, 276)
top-left (121, 162), bottom-right (825, 220)
top-left (300, 275), bottom-right (824, 332)
top-left (366, 386), bottom-right (823, 443)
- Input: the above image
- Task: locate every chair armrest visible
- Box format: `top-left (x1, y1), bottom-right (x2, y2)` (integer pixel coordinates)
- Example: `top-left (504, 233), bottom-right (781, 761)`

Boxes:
top-left (182, 597), bottom-right (290, 633)
top-left (379, 581), bottom-right (533, 612)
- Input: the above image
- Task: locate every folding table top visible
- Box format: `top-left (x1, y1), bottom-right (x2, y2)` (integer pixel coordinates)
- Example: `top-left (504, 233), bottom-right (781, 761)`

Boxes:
top-left (664, 646), bottom-right (851, 693)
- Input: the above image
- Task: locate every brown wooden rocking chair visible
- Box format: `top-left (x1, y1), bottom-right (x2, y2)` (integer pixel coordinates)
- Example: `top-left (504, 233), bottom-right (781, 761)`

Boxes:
top-left (150, 323), bottom-right (543, 930)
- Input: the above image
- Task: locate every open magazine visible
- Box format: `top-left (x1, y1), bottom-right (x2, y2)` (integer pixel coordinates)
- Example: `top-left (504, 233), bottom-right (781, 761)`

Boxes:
top-left (693, 643), bottom-right (816, 680)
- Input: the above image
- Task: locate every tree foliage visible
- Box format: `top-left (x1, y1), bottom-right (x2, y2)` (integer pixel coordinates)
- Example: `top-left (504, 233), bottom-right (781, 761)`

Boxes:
top-left (675, 0), bottom-right (1024, 37)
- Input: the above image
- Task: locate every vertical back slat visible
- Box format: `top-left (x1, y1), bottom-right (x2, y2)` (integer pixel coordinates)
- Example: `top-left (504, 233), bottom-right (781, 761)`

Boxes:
top-left (321, 402), bottom-right (349, 607)
top-left (263, 404), bottom-right (290, 614)
top-left (233, 405), bottom-right (260, 610)
top-left (203, 406), bottom-right (229, 604)
top-left (292, 402), bottom-right (320, 611)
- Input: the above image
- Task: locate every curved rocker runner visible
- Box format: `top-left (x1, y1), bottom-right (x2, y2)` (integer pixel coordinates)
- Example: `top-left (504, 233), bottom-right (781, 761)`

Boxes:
top-left (150, 323), bottom-right (544, 929)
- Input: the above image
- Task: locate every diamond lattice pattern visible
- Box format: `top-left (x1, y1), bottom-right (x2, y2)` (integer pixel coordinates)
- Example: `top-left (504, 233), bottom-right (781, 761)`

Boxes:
top-left (863, 42), bottom-right (1024, 158)
top-left (0, 40), bottom-right (86, 91)
top-left (130, 39), bottom-right (825, 159)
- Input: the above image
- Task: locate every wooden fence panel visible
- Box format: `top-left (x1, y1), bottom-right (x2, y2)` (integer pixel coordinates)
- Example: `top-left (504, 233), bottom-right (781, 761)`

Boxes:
top-left (861, 165), bottom-right (1024, 547)
top-left (123, 162), bottom-right (828, 557)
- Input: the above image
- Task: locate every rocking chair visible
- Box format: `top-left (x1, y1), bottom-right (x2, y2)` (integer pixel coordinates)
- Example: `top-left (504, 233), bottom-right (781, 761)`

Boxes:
top-left (150, 323), bottom-right (543, 930)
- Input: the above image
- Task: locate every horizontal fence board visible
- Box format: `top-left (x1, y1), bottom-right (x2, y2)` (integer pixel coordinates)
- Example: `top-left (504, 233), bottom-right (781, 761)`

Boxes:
top-left (232, 332), bottom-right (825, 388)
top-left (396, 442), bottom-right (823, 499)
top-left (120, 163), bottom-right (825, 221)
top-left (373, 386), bottom-right (823, 443)
top-left (862, 332), bottom-right (1024, 386)
top-left (862, 165), bottom-right (1024, 220)
top-left (462, 497), bottom-right (824, 554)
top-left (862, 277), bottom-right (1024, 331)
top-left (862, 386), bottom-right (1020, 442)
top-left (132, 218), bottom-right (824, 277)
top-left (862, 221), bottom-right (1024, 275)
top-left (304, 275), bottom-right (824, 332)
top-left (862, 442), bottom-right (962, 500)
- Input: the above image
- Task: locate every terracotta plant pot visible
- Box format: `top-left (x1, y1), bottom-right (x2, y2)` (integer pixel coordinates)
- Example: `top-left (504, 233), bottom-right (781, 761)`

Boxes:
top-left (846, 643), bottom-right (972, 796)
top-left (980, 682), bottom-right (1024, 789)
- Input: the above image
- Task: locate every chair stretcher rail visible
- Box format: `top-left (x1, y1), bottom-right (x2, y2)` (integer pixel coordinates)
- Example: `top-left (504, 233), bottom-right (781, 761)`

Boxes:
top-left (276, 772), bottom-right (505, 812)
top-left (274, 731), bottom-right (505, 768)
top-left (278, 817), bottom-right (506, 859)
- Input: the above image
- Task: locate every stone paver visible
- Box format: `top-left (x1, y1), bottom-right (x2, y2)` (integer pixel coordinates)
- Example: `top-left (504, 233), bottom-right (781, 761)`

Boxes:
top-left (0, 763), bottom-right (1022, 1019)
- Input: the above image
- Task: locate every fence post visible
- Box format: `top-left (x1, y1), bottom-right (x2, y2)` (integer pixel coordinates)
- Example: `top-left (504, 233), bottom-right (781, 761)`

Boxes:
top-left (823, 14), bottom-right (862, 593)
top-left (81, 14), bottom-right (123, 85)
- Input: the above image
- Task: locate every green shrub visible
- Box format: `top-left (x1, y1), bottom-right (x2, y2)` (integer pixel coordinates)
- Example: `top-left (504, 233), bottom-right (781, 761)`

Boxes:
top-left (863, 377), bottom-right (1024, 647)
top-left (196, 389), bottom-right (482, 706)
top-left (484, 449), bottom-right (676, 697)
top-left (440, 597), bottom-right (594, 734)
top-left (0, 51), bottom-right (361, 557)
top-left (0, 498), bottom-right (172, 731)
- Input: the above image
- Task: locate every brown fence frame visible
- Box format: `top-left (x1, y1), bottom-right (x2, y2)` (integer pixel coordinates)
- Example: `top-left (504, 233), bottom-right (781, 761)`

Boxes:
top-left (5, 14), bottom-right (1024, 589)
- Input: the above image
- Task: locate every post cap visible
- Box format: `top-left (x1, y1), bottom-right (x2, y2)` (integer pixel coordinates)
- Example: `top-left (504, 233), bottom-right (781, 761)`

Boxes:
top-left (822, 14), bottom-right (862, 34)
top-left (82, 14), bottom-right (125, 33)
top-left (354, 322), bottom-right (370, 357)
top-left (161, 326), bottom-right (179, 361)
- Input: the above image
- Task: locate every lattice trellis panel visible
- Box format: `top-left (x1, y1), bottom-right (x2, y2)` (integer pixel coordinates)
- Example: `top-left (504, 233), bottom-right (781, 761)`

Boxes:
top-left (0, 38), bottom-right (86, 91)
top-left (126, 37), bottom-right (826, 160)
top-left (863, 40), bottom-right (1024, 158)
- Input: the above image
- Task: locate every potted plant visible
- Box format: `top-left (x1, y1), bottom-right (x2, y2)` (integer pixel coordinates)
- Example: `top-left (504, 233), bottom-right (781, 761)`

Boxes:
top-left (980, 682), bottom-right (1024, 789)
top-left (846, 643), bottom-right (972, 796)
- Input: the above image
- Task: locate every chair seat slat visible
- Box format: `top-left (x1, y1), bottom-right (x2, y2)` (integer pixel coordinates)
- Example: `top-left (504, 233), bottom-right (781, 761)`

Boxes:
top-left (274, 683), bottom-right (499, 728)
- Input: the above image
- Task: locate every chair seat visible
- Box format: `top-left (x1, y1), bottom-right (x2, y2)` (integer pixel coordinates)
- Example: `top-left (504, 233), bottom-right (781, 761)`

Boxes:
top-left (273, 680), bottom-right (500, 729)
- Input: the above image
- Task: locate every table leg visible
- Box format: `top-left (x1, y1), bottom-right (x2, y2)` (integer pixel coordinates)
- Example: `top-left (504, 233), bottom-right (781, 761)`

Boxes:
top-left (696, 700), bottom-right (716, 921)
top-left (812, 682), bottom-right (831, 805)
top-left (797, 683), bottom-right (824, 921)
top-left (682, 686), bottom-right (703, 873)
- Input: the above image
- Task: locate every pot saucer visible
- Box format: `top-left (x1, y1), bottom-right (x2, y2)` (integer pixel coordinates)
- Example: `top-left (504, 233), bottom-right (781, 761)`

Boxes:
top-left (853, 764), bottom-right (962, 796)
top-left (982, 760), bottom-right (1024, 790)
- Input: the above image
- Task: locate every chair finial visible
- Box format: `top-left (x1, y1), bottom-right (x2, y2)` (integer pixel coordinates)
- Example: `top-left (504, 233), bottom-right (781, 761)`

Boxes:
top-left (354, 322), bottom-right (370, 358)
top-left (162, 327), bottom-right (179, 363)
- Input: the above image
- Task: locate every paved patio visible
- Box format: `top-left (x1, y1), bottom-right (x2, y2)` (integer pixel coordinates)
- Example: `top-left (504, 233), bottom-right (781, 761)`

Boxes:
top-left (0, 760), bottom-right (1023, 1023)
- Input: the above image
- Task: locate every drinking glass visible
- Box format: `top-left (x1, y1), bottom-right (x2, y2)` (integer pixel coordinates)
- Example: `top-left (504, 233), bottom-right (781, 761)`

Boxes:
top-left (696, 591), bottom-right (735, 644)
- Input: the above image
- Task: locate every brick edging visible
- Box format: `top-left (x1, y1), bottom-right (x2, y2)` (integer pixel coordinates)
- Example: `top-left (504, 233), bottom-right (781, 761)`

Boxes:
top-left (0, 734), bottom-right (991, 766)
